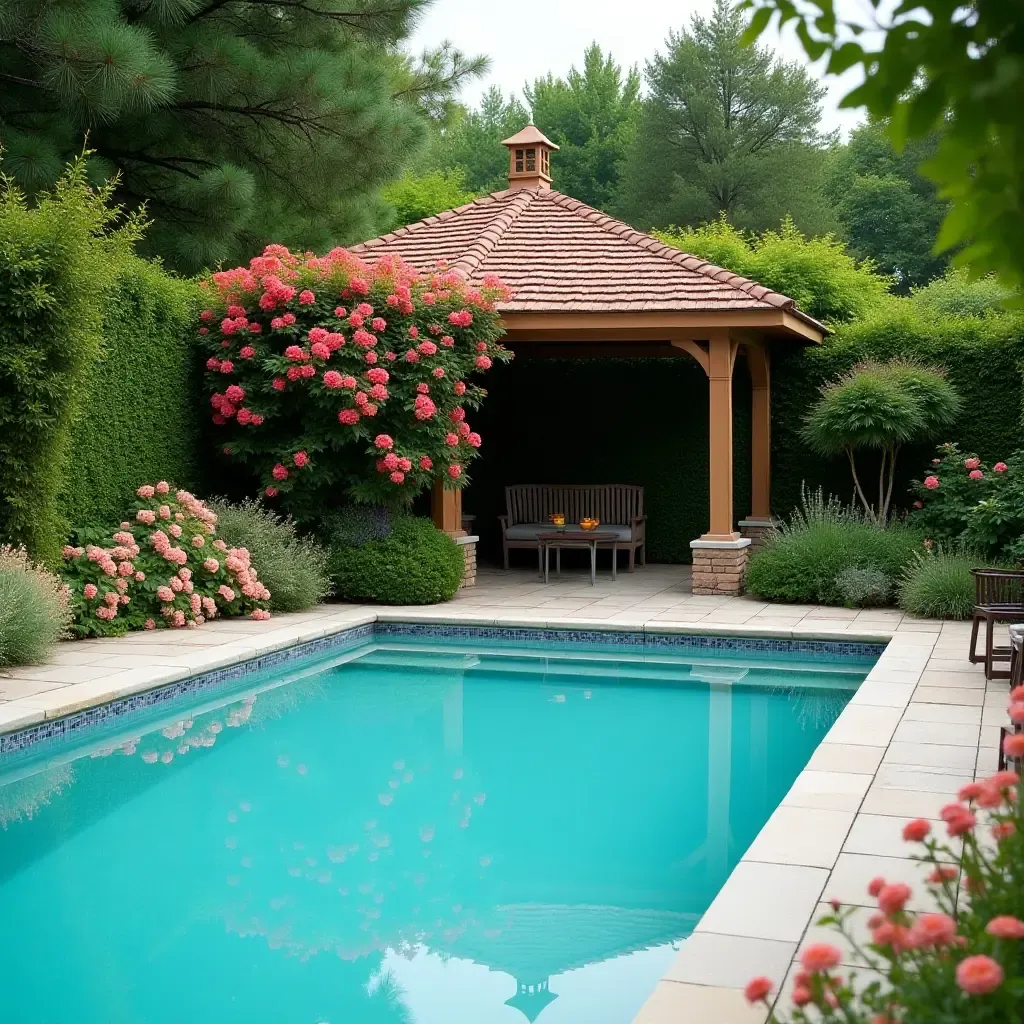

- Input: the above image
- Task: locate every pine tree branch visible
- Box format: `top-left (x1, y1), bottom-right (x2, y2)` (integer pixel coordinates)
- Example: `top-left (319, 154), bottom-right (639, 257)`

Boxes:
top-left (100, 148), bottom-right (217, 180)
top-left (0, 72), bottom-right (43, 90)
top-left (189, 0), bottom-right (415, 30)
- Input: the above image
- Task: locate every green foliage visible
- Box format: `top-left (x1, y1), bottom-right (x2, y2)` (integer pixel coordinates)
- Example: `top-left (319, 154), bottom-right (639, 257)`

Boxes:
top-left (834, 565), bottom-right (892, 609)
top-left (209, 499), bottom-right (331, 612)
top-left (429, 88), bottom-right (531, 194)
top-left (803, 359), bottom-right (960, 523)
top-left (380, 169), bottom-right (479, 230)
top-left (0, 545), bottom-right (71, 666)
top-left (0, 155), bottom-right (142, 565)
top-left (745, 493), bottom-right (924, 605)
top-left (656, 218), bottom-right (890, 324)
top-left (327, 516), bottom-right (463, 604)
top-left (908, 444), bottom-right (1024, 562)
top-left (742, 0), bottom-right (1024, 296)
top-left (59, 259), bottom-right (203, 530)
top-left (912, 268), bottom-right (1016, 320)
top-left (824, 122), bottom-right (950, 291)
top-left (525, 44), bottom-right (641, 209)
top-left (614, 0), bottom-right (833, 235)
top-left (898, 547), bottom-right (979, 621)
top-left (0, 1), bottom-right (486, 272)
top-left (771, 302), bottom-right (1024, 520)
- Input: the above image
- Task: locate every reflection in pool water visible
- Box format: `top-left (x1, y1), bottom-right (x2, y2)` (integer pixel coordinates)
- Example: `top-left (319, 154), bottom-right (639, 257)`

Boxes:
top-left (0, 637), bottom-right (869, 1023)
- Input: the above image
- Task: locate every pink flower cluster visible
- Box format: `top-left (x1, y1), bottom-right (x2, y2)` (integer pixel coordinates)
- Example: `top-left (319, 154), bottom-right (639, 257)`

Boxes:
top-left (199, 243), bottom-right (513, 504)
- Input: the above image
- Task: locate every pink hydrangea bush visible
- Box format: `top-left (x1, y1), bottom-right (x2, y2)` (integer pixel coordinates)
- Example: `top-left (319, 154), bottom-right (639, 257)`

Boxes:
top-left (197, 245), bottom-right (512, 519)
top-left (910, 442), bottom-right (1023, 560)
top-left (746, 698), bottom-right (1024, 1022)
top-left (62, 483), bottom-right (271, 638)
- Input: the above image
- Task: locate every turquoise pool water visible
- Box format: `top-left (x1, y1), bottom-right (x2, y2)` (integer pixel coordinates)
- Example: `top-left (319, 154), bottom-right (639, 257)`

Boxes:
top-left (0, 633), bottom-right (872, 1024)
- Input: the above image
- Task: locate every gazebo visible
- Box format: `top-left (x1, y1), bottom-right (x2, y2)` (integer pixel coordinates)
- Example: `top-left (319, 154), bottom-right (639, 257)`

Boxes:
top-left (352, 125), bottom-right (826, 594)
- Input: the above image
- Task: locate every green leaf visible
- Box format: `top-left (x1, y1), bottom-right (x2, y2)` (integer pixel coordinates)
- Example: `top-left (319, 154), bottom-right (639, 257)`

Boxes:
top-left (740, 6), bottom-right (774, 45)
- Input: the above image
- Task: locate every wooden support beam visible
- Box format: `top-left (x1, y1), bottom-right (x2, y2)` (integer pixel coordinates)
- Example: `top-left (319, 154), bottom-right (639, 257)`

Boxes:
top-left (704, 330), bottom-right (739, 541)
top-left (746, 343), bottom-right (772, 520)
top-left (431, 480), bottom-right (464, 536)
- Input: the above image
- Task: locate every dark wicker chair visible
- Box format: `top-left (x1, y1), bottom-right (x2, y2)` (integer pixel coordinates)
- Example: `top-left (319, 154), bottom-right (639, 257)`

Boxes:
top-left (970, 568), bottom-right (1024, 679)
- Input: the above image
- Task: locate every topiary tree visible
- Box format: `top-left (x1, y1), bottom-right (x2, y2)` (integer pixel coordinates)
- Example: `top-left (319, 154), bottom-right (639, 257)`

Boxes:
top-left (197, 245), bottom-right (512, 523)
top-left (802, 359), bottom-right (960, 525)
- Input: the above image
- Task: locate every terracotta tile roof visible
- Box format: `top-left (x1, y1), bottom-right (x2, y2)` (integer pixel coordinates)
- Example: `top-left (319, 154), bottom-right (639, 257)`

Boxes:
top-left (351, 188), bottom-right (821, 327)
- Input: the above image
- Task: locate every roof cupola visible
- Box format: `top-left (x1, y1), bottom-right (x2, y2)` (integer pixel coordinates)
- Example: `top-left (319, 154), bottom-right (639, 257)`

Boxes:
top-left (501, 123), bottom-right (558, 190)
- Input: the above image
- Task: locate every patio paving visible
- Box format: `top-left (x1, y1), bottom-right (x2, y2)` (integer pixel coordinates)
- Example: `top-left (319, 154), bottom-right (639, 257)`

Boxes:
top-left (0, 563), bottom-right (1014, 1024)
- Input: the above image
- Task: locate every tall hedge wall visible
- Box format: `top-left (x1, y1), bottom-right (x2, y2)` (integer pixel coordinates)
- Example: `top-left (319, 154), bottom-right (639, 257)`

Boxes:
top-left (465, 306), bottom-right (1024, 565)
top-left (58, 260), bottom-right (204, 529)
top-left (771, 304), bottom-right (1024, 516)
top-left (468, 356), bottom-right (751, 564)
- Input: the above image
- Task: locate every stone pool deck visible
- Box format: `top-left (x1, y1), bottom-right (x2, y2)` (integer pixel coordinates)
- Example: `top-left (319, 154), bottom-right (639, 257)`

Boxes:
top-left (0, 564), bottom-right (1011, 1024)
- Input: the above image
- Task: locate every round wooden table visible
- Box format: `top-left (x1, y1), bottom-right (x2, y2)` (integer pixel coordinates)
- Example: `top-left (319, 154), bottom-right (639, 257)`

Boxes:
top-left (538, 531), bottom-right (618, 586)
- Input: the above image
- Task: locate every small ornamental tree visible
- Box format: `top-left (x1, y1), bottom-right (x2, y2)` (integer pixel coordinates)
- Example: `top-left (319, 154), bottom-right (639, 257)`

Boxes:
top-left (802, 360), bottom-right (960, 525)
top-left (197, 246), bottom-right (512, 521)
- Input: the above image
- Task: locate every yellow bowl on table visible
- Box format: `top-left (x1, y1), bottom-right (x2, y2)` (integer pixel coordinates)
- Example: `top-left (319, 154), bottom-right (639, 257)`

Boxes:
top-left (579, 518), bottom-right (600, 531)
top-left (549, 513), bottom-right (566, 528)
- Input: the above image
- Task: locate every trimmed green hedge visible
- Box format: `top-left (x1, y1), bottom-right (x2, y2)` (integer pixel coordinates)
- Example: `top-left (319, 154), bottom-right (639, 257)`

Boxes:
top-left (469, 357), bottom-right (751, 564)
top-left (327, 516), bottom-right (464, 604)
top-left (58, 261), bottom-right (204, 530)
top-left (467, 304), bottom-right (1024, 565)
top-left (771, 303), bottom-right (1024, 517)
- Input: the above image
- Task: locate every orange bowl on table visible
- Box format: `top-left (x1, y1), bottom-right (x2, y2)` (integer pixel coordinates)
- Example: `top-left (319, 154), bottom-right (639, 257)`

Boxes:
top-left (579, 518), bottom-right (600, 531)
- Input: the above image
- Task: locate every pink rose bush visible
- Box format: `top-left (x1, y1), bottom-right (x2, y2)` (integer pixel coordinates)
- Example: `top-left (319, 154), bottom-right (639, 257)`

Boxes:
top-left (197, 245), bottom-right (512, 518)
top-left (62, 483), bottom-right (271, 638)
top-left (910, 442), bottom-right (1024, 560)
top-left (747, 706), bottom-right (1024, 1023)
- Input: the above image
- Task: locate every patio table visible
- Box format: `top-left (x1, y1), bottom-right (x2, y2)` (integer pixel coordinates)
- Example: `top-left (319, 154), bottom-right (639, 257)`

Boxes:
top-left (538, 531), bottom-right (618, 586)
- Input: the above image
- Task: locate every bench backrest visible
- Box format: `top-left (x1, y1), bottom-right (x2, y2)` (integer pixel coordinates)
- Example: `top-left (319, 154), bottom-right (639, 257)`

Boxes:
top-left (505, 484), bottom-right (644, 526)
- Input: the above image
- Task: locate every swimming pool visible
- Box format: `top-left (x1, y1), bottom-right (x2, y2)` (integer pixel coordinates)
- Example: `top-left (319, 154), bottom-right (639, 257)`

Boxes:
top-left (0, 627), bottom-right (875, 1024)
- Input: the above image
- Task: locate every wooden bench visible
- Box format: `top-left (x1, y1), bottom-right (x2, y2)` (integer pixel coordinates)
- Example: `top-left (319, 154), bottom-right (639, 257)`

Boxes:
top-left (499, 484), bottom-right (646, 572)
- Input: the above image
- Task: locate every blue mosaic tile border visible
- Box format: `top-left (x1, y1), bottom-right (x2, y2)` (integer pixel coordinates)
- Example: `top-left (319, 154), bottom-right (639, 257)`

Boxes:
top-left (0, 623), bottom-right (374, 758)
top-left (0, 620), bottom-right (884, 760)
top-left (375, 622), bottom-right (886, 659)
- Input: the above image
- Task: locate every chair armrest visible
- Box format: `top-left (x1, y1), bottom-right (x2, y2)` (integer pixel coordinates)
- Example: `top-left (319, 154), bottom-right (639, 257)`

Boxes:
top-left (498, 515), bottom-right (508, 536)
top-left (631, 515), bottom-right (647, 530)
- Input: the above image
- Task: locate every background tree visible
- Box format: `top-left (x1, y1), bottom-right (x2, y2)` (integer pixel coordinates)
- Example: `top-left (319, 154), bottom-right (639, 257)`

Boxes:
top-left (825, 123), bottom-right (949, 291)
top-left (524, 44), bottom-right (641, 209)
top-left (742, 0), bottom-right (1024, 295)
top-left (427, 87), bottom-right (530, 194)
top-left (614, 0), bottom-right (834, 234)
top-left (0, 1), bottom-right (484, 272)
top-left (379, 168), bottom-right (479, 230)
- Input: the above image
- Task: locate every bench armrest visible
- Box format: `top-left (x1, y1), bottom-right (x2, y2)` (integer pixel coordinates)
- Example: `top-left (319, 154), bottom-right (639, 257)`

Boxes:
top-left (631, 515), bottom-right (647, 530)
top-left (498, 514), bottom-right (509, 536)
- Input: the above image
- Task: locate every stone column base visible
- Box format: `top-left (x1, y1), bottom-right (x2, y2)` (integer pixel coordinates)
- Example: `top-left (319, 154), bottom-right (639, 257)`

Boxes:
top-left (738, 518), bottom-right (780, 554)
top-left (455, 535), bottom-right (478, 589)
top-left (690, 537), bottom-right (751, 596)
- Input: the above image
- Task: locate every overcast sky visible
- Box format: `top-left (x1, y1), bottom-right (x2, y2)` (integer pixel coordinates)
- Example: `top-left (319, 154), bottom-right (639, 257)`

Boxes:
top-left (409, 0), bottom-right (871, 137)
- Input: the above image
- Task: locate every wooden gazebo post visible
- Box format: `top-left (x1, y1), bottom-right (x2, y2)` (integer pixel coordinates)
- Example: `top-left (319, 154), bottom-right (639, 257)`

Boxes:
top-left (689, 330), bottom-right (752, 596)
top-left (737, 342), bottom-right (778, 554)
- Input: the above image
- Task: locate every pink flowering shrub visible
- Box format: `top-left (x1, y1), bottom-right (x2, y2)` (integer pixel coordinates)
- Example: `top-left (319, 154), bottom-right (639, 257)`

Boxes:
top-left (197, 245), bottom-right (512, 519)
top-left (910, 442), bottom-right (1024, 560)
top-left (747, 712), bottom-right (1024, 1023)
top-left (62, 483), bottom-right (271, 637)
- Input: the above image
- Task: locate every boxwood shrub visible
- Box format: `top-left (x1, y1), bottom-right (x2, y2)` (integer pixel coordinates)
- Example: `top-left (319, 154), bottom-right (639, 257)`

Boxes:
top-left (327, 516), bottom-right (464, 604)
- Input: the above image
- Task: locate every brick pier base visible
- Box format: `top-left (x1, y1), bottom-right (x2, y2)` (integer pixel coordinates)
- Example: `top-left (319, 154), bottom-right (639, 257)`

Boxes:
top-left (689, 537), bottom-right (752, 596)
top-left (738, 518), bottom-right (780, 554)
top-left (455, 535), bottom-right (478, 589)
